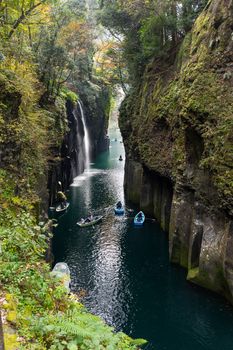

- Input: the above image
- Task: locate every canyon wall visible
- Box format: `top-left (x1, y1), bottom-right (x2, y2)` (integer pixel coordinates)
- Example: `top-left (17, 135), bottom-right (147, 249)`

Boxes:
top-left (0, 71), bottom-right (110, 211)
top-left (120, 0), bottom-right (233, 302)
top-left (77, 80), bottom-right (111, 158)
top-left (48, 83), bottom-right (111, 206)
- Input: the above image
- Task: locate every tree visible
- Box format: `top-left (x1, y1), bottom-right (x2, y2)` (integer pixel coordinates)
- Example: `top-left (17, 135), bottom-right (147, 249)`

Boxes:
top-left (36, 1), bottom-right (94, 101)
top-left (0, 0), bottom-right (51, 39)
top-left (8, 0), bottom-right (48, 39)
top-left (99, 0), bottom-right (208, 82)
top-left (94, 37), bottom-right (128, 93)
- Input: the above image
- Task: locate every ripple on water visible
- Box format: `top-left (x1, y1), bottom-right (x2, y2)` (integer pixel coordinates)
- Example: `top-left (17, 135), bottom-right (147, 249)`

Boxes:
top-left (53, 128), bottom-right (233, 350)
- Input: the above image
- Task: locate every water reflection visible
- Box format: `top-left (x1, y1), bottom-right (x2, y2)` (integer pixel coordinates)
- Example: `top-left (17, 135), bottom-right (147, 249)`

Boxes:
top-left (89, 220), bottom-right (125, 325)
top-left (53, 127), bottom-right (233, 350)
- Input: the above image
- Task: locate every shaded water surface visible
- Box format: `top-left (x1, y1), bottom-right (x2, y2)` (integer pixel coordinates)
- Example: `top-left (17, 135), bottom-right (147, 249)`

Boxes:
top-left (53, 128), bottom-right (233, 350)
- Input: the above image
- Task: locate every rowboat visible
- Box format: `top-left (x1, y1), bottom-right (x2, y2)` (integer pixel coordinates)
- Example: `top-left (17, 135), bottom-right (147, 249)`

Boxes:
top-left (134, 211), bottom-right (145, 226)
top-left (114, 206), bottom-right (124, 215)
top-left (77, 215), bottom-right (103, 227)
top-left (55, 202), bottom-right (70, 212)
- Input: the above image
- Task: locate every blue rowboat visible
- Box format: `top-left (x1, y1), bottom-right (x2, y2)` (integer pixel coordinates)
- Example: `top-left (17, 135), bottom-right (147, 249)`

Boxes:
top-left (114, 206), bottom-right (124, 215)
top-left (134, 211), bottom-right (145, 226)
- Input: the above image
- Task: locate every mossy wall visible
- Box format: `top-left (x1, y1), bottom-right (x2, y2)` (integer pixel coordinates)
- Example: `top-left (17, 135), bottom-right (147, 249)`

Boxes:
top-left (0, 68), bottom-right (70, 217)
top-left (0, 65), bottom-right (111, 209)
top-left (120, 0), bottom-right (233, 303)
top-left (77, 80), bottom-right (111, 159)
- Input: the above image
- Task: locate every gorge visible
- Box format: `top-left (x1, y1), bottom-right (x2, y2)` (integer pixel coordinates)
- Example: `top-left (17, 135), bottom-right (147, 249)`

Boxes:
top-left (53, 123), bottom-right (233, 350)
top-left (0, 0), bottom-right (233, 349)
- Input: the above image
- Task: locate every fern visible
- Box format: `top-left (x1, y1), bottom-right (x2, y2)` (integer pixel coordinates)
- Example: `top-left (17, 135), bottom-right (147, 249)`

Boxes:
top-left (22, 298), bottom-right (146, 349)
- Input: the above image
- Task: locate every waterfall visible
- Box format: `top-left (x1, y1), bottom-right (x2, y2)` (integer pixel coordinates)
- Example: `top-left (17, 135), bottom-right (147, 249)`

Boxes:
top-left (76, 100), bottom-right (91, 206)
top-left (78, 100), bottom-right (90, 170)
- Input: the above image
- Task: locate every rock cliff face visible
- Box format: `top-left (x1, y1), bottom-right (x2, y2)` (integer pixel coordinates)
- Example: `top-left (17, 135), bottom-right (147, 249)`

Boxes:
top-left (0, 71), bottom-right (68, 216)
top-left (48, 85), bottom-right (110, 205)
top-left (77, 80), bottom-right (110, 158)
top-left (0, 71), bottom-right (110, 209)
top-left (47, 100), bottom-right (85, 206)
top-left (120, 0), bottom-right (233, 302)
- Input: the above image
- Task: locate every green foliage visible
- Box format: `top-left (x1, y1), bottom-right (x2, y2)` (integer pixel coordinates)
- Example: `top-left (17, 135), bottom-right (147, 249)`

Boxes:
top-left (60, 88), bottom-right (78, 104)
top-left (0, 1), bottom-right (146, 348)
top-left (0, 169), bottom-right (146, 349)
top-left (35, 1), bottom-right (94, 101)
top-left (25, 307), bottom-right (143, 350)
top-left (0, 0), bottom-right (94, 101)
top-left (119, 1), bottom-right (233, 213)
top-left (139, 15), bottom-right (166, 59)
top-left (99, 0), bottom-right (208, 81)
top-left (0, 69), bottom-right (67, 194)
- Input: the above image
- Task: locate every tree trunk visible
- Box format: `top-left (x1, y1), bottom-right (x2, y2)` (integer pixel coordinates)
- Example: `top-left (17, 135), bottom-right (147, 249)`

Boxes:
top-left (171, 1), bottom-right (178, 44)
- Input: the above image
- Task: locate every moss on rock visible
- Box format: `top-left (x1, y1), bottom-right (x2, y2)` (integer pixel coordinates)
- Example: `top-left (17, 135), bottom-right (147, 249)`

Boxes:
top-left (120, 0), bottom-right (233, 214)
top-left (120, 0), bottom-right (233, 303)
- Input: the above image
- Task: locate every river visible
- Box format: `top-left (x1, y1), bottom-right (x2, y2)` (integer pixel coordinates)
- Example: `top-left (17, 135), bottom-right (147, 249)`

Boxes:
top-left (53, 126), bottom-right (233, 350)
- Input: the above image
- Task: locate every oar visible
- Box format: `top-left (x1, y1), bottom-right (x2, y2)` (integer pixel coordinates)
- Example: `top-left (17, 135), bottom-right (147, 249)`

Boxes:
top-left (145, 217), bottom-right (157, 222)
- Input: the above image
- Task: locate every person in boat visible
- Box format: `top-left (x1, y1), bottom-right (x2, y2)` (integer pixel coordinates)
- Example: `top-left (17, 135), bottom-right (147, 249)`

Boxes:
top-left (137, 212), bottom-right (143, 221)
top-left (85, 214), bottom-right (93, 223)
top-left (116, 201), bottom-right (122, 209)
top-left (119, 155), bottom-right (123, 161)
top-left (57, 191), bottom-right (67, 209)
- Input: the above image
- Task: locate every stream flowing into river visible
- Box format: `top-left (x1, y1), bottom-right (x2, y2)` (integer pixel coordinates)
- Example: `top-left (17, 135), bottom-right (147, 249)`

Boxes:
top-left (53, 127), bottom-right (233, 350)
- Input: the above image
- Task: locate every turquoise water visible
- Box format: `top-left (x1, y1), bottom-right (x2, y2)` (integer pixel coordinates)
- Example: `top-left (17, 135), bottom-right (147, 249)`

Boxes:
top-left (53, 128), bottom-right (233, 350)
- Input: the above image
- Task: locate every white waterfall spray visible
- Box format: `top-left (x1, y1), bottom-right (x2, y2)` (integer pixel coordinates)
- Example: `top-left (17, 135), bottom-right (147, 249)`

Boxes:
top-left (78, 100), bottom-right (90, 170)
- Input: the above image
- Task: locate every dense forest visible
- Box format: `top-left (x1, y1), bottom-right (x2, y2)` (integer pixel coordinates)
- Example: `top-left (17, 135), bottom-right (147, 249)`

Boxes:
top-left (0, 0), bottom-right (232, 349)
top-left (99, 0), bottom-right (208, 81)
